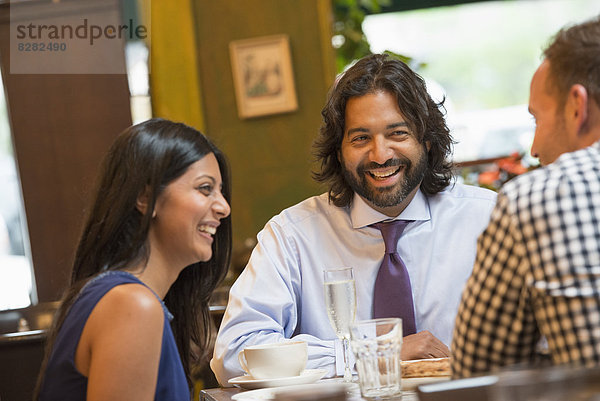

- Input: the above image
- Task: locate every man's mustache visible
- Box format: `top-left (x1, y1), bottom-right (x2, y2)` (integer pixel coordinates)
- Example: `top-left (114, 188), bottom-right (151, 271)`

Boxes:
top-left (358, 157), bottom-right (411, 174)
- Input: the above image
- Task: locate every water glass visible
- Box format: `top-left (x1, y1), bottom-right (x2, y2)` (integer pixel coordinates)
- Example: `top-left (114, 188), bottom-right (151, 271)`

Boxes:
top-left (350, 318), bottom-right (403, 400)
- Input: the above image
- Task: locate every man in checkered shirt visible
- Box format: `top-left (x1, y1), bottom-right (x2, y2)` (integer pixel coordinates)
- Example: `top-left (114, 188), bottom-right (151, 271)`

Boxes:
top-left (452, 16), bottom-right (600, 378)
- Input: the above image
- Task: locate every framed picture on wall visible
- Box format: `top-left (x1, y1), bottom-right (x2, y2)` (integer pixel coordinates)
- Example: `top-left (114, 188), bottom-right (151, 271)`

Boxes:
top-left (229, 35), bottom-right (298, 119)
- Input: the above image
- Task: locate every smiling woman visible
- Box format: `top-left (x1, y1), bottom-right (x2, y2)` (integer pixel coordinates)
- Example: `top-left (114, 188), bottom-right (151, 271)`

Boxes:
top-left (34, 119), bottom-right (232, 401)
top-left (145, 153), bottom-right (230, 271)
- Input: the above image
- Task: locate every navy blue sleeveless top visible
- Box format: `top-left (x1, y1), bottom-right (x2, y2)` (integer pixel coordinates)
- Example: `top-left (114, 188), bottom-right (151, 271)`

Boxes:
top-left (39, 271), bottom-right (190, 400)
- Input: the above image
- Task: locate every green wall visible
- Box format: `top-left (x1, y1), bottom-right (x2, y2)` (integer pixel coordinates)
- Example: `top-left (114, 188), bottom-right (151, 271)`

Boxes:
top-left (193, 0), bottom-right (336, 245)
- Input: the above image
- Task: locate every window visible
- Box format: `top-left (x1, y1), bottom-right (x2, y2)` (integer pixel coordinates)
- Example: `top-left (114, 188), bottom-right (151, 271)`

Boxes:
top-left (126, 39), bottom-right (152, 124)
top-left (363, 0), bottom-right (599, 164)
top-left (0, 73), bottom-right (35, 310)
top-left (124, 0), bottom-right (151, 124)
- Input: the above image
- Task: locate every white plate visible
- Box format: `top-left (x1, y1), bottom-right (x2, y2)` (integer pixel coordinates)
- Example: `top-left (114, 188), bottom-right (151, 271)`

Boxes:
top-left (228, 369), bottom-right (328, 390)
top-left (231, 382), bottom-right (354, 401)
top-left (402, 376), bottom-right (450, 390)
top-left (229, 377), bottom-right (449, 400)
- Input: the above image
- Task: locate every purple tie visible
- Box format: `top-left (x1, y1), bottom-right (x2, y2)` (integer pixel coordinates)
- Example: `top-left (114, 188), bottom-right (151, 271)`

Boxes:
top-left (372, 220), bottom-right (416, 336)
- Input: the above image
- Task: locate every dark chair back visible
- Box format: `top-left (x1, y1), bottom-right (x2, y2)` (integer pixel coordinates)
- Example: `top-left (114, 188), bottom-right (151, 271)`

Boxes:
top-left (0, 302), bottom-right (59, 401)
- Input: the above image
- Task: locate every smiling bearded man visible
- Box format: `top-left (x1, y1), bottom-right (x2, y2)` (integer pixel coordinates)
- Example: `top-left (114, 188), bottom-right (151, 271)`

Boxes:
top-left (211, 54), bottom-right (498, 386)
top-left (341, 133), bottom-right (428, 210)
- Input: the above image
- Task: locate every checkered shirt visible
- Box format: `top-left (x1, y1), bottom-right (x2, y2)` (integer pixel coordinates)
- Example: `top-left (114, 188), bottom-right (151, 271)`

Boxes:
top-left (451, 141), bottom-right (600, 378)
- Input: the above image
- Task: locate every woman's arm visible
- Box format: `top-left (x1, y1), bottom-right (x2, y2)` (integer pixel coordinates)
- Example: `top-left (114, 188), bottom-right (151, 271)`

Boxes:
top-left (76, 283), bottom-right (164, 401)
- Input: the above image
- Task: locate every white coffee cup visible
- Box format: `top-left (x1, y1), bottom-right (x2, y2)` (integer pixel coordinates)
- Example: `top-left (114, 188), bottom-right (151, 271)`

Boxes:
top-left (238, 341), bottom-right (308, 379)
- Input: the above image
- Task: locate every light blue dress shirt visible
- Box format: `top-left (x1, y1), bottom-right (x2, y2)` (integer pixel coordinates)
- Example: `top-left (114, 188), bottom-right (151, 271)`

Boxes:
top-left (211, 184), bottom-right (496, 385)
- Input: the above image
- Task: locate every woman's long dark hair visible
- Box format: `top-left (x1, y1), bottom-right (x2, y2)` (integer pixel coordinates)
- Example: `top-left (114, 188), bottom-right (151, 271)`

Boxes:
top-left (35, 118), bottom-right (232, 397)
top-left (313, 53), bottom-right (455, 207)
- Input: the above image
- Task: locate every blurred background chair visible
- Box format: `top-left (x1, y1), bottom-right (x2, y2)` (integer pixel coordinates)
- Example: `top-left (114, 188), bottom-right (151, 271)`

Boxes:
top-left (0, 301), bottom-right (59, 401)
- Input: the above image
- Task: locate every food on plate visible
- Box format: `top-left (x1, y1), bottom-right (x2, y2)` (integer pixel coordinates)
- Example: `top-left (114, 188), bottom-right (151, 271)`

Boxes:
top-left (401, 357), bottom-right (451, 378)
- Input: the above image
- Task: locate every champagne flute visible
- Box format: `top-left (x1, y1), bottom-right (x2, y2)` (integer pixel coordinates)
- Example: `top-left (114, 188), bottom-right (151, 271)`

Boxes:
top-left (323, 267), bottom-right (357, 382)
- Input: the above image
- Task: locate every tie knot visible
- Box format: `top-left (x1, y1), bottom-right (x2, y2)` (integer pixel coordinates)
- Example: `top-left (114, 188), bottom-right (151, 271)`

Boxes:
top-left (372, 220), bottom-right (412, 254)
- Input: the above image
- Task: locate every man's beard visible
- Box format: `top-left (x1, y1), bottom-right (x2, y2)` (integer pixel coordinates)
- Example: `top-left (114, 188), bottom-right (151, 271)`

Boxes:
top-left (341, 149), bottom-right (428, 209)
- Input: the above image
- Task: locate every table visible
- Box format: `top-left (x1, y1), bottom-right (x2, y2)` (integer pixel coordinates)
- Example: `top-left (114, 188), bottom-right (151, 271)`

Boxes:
top-left (200, 387), bottom-right (242, 401)
top-left (199, 380), bottom-right (419, 401)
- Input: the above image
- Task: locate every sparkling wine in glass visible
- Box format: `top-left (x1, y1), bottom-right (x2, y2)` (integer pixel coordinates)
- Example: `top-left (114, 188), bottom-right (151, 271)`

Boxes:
top-left (323, 267), bottom-right (357, 382)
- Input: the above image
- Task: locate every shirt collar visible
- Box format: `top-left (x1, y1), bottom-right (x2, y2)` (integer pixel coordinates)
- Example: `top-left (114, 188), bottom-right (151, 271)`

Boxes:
top-left (350, 188), bottom-right (431, 229)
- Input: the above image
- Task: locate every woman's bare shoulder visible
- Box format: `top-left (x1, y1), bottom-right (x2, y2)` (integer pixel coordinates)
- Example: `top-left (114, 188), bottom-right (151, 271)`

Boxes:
top-left (89, 282), bottom-right (165, 332)
top-left (77, 282), bottom-right (165, 378)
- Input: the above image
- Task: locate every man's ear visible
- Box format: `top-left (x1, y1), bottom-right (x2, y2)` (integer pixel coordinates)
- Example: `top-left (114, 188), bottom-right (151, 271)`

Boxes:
top-left (565, 84), bottom-right (588, 137)
top-left (136, 186), bottom-right (155, 218)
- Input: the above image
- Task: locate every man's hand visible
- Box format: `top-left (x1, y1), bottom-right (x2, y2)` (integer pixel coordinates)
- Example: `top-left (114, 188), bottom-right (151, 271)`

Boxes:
top-left (401, 330), bottom-right (450, 360)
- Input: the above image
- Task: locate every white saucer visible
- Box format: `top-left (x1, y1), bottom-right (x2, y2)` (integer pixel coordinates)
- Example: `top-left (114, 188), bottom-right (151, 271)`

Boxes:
top-left (231, 382), bottom-right (353, 401)
top-left (228, 369), bottom-right (328, 390)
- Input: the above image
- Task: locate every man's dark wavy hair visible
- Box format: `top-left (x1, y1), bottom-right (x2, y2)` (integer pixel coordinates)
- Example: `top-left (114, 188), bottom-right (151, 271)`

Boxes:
top-left (313, 53), bottom-right (455, 207)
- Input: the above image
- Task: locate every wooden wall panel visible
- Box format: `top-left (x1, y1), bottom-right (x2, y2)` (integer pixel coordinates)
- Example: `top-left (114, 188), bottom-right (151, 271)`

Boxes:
top-left (0, 0), bottom-right (132, 302)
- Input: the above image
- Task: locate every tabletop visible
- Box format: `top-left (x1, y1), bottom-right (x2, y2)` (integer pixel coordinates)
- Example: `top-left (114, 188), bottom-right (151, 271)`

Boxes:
top-left (199, 380), bottom-right (420, 401)
top-left (200, 387), bottom-right (241, 401)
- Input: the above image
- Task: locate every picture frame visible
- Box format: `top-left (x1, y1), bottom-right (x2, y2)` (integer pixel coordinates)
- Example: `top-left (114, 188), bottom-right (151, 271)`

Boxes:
top-left (229, 34), bottom-right (298, 119)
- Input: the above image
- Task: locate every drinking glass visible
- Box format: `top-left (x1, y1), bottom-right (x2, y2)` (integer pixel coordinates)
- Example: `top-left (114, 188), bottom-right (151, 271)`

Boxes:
top-left (350, 318), bottom-right (402, 400)
top-left (323, 267), bottom-right (357, 382)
